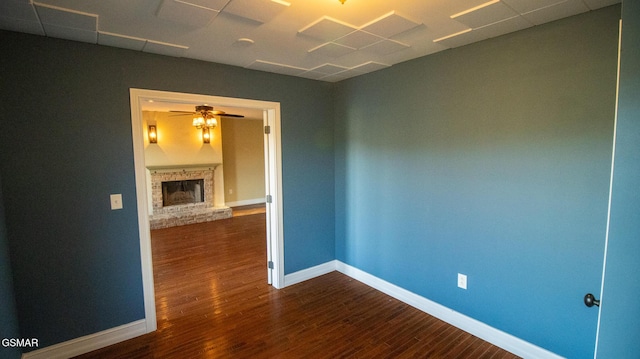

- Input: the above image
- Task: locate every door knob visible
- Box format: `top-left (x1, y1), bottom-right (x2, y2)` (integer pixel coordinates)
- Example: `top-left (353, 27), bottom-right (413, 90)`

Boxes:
top-left (584, 293), bottom-right (600, 307)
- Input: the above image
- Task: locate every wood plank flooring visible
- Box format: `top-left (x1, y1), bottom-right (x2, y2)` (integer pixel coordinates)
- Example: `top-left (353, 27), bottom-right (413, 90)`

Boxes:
top-left (75, 213), bottom-right (520, 358)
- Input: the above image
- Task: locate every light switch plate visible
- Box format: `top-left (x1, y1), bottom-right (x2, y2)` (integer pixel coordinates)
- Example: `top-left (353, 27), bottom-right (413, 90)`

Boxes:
top-left (110, 194), bottom-right (123, 210)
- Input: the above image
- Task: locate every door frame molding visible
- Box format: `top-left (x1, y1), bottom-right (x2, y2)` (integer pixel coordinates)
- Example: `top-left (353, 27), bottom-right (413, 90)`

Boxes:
top-left (129, 88), bottom-right (285, 333)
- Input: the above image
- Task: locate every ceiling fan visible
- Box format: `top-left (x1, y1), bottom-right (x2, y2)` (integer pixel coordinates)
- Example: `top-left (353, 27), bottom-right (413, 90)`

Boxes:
top-left (170, 105), bottom-right (245, 129)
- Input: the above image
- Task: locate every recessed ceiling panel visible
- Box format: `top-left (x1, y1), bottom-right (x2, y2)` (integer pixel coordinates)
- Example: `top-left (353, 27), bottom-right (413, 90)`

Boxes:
top-left (308, 42), bottom-right (356, 58)
top-left (334, 30), bottom-right (383, 49)
top-left (433, 28), bottom-right (486, 49)
top-left (361, 39), bottom-right (410, 56)
top-left (473, 15), bottom-right (532, 38)
top-left (582, 0), bottom-right (621, 9)
top-left (143, 40), bottom-right (189, 57)
top-left (298, 16), bottom-right (357, 42)
top-left (311, 63), bottom-right (349, 74)
top-left (361, 11), bottom-right (421, 38)
top-left (501, 0), bottom-right (566, 14)
top-left (521, 0), bottom-right (589, 25)
top-left (156, 0), bottom-right (219, 27)
top-left (246, 60), bottom-right (307, 76)
top-left (452, 0), bottom-right (519, 29)
top-left (298, 70), bottom-right (328, 80)
top-left (351, 61), bottom-right (391, 74)
top-left (0, 17), bottom-right (44, 35)
top-left (180, 0), bottom-right (231, 11)
top-left (0, 0), bottom-right (38, 21)
top-left (98, 31), bottom-right (147, 51)
top-left (41, 24), bottom-right (97, 43)
top-left (35, 4), bottom-right (97, 31)
top-left (319, 70), bottom-right (358, 82)
top-left (223, 0), bottom-right (289, 24)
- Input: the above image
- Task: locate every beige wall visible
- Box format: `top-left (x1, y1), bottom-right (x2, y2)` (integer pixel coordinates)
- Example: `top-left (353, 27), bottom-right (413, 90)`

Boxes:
top-left (143, 111), bottom-right (225, 208)
top-left (221, 117), bottom-right (265, 206)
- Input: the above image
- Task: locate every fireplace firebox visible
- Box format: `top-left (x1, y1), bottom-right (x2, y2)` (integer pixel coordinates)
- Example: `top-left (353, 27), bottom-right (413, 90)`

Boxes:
top-left (162, 179), bottom-right (205, 207)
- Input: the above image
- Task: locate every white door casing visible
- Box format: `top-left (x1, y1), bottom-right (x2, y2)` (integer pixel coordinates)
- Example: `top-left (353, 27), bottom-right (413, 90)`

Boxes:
top-left (129, 88), bottom-right (285, 333)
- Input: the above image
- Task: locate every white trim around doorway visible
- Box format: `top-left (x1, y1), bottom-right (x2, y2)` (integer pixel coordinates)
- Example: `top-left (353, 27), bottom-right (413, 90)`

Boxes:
top-left (128, 88), bottom-right (285, 335)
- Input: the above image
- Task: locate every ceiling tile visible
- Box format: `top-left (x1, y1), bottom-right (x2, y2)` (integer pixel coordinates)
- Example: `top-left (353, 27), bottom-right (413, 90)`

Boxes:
top-left (334, 30), bottom-right (384, 49)
top-left (143, 40), bottom-right (189, 57)
top-left (223, 0), bottom-right (289, 24)
top-left (433, 28), bottom-right (486, 49)
top-left (451, 0), bottom-right (519, 29)
top-left (298, 16), bottom-right (357, 42)
top-left (360, 11), bottom-right (421, 38)
top-left (180, 0), bottom-right (231, 11)
top-left (308, 42), bottom-right (356, 58)
top-left (319, 70), bottom-right (358, 82)
top-left (41, 24), bottom-right (97, 43)
top-left (310, 63), bottom-right (349, 74)
top-left (156, 0), bottom-right (219, 27)
top-left (35, 4), bottom-right (97, 31)
top-left (0, 0), bottom-right (38, 21)
top-left (521, 0), bottom-right (589, 25)
top-left (501, 0), bottom-right (566, 14)
top-left (246, 60), bottom-right (307, 76)
top-left (351, 61), bottom-right (391, 74)
top-left (298, 70), bottom-right (328, 80)
top-left (361, 39), bottom-right (410, 56)
top-left (582, 0), bottom-right (621, 10)
top-left (473, 15), bottom-right (532, 38)
top-left (98, 31), bottom-right (147, 51)
top-left (0, 17), bottom-right (44, 35)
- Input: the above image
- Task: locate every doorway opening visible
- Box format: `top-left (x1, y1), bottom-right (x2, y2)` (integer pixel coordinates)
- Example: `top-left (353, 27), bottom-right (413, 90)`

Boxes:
top-left (129, 89), bottom-right (284, 333)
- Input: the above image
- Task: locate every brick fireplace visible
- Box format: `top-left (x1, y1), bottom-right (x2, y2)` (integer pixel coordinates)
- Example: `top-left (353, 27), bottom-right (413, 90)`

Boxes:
top-left (148, 164), bottom-right (231, 229)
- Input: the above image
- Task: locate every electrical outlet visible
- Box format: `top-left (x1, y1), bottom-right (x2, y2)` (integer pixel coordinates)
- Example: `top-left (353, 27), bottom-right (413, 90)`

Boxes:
top-left (229, 189), bottom-right (234, 194)
top-left (458, 273), bottom-right (467, 290)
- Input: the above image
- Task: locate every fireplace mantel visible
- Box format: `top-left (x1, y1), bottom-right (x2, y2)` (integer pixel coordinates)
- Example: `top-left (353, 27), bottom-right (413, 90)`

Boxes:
top-left (147, 163), bottom-right (221, 173)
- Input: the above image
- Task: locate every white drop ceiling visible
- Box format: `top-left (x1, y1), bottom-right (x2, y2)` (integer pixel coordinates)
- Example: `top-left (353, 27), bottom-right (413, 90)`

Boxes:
top-left (0, 0), bottom-right (620, 82)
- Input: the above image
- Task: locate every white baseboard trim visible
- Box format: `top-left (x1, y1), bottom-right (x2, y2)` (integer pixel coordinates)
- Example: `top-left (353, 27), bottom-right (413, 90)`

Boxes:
top-left (284, 260), bottom-right (562, 359)
top-left (283, 260), bottom-right (338, 287)
top-left (226, 199), bottom-right (265, 207)
top-left (334, 261), bottom-right (564, 359)
top-left (22, 319), bottom-right (148, 359)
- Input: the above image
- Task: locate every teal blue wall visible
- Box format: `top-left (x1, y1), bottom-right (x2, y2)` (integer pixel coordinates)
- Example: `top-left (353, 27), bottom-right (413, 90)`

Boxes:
top-left (597, 0), bottom-right (640, 357)
top-left (335, 7), bottom-right (619, 358)
top-left (0, 176), bottom-right (21, 359)
top-left (0, 31), bottom-right (335, 349)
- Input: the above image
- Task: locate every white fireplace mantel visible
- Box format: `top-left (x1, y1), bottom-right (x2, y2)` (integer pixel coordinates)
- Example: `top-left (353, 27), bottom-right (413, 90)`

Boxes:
top-left (146, 163), bottom-right (221, 173)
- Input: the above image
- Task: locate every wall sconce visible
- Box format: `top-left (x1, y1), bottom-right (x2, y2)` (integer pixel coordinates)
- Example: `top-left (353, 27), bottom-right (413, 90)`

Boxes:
top-left (202, 128), bottom-right (211, 144)
top-left (148, 125), bottom-right (158, 144)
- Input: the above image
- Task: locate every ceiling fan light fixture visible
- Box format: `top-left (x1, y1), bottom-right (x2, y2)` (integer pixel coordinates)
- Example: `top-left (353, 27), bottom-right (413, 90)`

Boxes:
top-left (206, 117), bottom-right (217, 128)
top-left (192, 116), bottom-right (205, 128)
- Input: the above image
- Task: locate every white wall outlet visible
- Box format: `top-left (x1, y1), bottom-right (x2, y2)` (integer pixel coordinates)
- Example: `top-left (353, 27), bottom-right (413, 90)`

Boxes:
top-left (229, 189), bottom-right (234, 194)
top-left (458, 273), bottom-right (467, 290)
top-left (110, 194), bottom-right (123, 210)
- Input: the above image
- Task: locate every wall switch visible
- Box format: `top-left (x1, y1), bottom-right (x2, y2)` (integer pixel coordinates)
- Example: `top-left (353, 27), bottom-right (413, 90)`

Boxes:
top-left (458, 273), bottom-right (467, 290)
top-left (110, 194), bottom-right (123, 210)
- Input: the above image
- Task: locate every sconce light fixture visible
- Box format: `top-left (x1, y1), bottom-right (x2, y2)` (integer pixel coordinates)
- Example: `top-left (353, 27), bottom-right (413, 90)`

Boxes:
top-left (202, 128), bottom-right (211, 144)
top-left (148, 125), bottom-right (158, 144)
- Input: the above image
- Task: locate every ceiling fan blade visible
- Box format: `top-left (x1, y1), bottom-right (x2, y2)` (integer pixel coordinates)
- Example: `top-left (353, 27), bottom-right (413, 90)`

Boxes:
top-left (218, 114), bottom-right (245, 118)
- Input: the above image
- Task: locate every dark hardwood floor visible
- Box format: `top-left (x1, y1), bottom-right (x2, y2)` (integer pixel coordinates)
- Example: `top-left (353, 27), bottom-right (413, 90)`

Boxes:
top-left (75, 213), bottom-right (519, 358)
